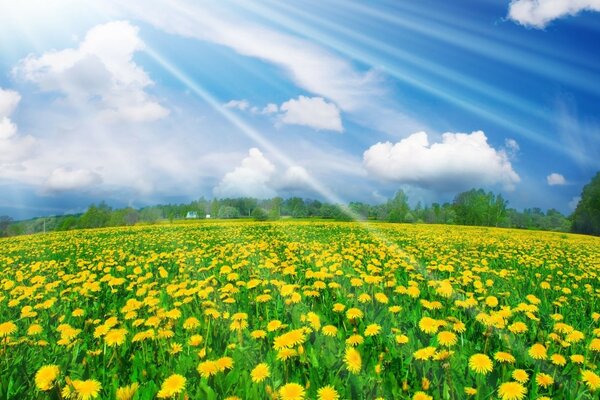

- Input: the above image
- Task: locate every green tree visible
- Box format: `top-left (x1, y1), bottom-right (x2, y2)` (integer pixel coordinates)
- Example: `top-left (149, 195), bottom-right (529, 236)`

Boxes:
top-left (218, 206), bottom-right (240, 219)
top-left (252, 207), bottom-right (268, 221)
top-left (572, 171), bottom-right (600, 235)
top-left (0, 215), bottom-right (13, 237)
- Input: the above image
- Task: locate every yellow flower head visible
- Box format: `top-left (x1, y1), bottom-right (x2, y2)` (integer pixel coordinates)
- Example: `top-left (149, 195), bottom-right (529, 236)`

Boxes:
top-left (468, 354), bottom-right (493, 375)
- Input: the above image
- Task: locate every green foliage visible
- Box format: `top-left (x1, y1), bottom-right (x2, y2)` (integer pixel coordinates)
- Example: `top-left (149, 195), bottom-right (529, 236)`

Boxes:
top-left (572, 171), bottom-right (600, 236)
top-left (218, 206), bottom-right (240, 219)
top-left (251, 207), bottom-right (268, 221)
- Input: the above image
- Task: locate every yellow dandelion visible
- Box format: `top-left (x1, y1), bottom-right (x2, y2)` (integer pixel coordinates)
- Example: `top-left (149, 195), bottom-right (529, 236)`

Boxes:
top-left (437, 331), bottom-right (457, 347)
top-left (468, 354), bottom-right (493, 375)
top-left (35, 365), bottom-right (60, 391)
top-left (344, 347), bottom-right (362, 374)
top-left (279, 383), bottom-right (305, 400)
top-left (322, 325), bottom-right (338, 337)
top-left (419, 317), bottom-right (441, 335)
top-left (116, 383), bottom-right (139, 400)
top-left (364, 323), bottom-right (382, 337)
top-left (413, 346), bottom-right (436, 361)
top-left (216, 357), bottom-right (234, 371)
top-left (550, 353), bottom-right (566, 366)
top-left (512, 369), bottom-right (529, 383)
top-left (570, 354), bottom-right (584, 364)
top-left (197, 360), bottom-right (219, 378)
top-left (589, 338), bottom-right (600, 352)
top-left (104, 329), bottom-right (127, 347)
top-left (413, 392), bottom-right (432, 400)
top-left (498, 381), bottom-right (527, 400)
top-left (0, 321), bottom-right (17, 337)
top-left (251, 363), bottom-right (270, 383)
top-left (395, 334), bottom-right (409, 345)
top-left (251, 330), bottom-right (267, 339)
top-left (317, 385), bottom-right (339, 400)
top-left (535, 373), bottom-right (554, 388)
top-left (528, 343), bottom-right (547, 360)
top-left (494, 351), bottom-right (516, 364)
top-left (346, 308), bottom-right (363, 320)
top-left (157, 374), bottom-right (186, 398)
top-left (581, 370), bottom-right (600, 392)
top-left (72, 379), bottom-right (102, 400)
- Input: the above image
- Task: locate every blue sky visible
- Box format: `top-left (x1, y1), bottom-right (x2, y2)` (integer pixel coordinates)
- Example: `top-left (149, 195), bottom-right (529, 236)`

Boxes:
top-left (1, 0), bottom-right (599, 219)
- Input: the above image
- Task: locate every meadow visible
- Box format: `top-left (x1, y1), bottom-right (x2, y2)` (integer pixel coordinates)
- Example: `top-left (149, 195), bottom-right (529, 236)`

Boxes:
top-left (0, 221), bottom-right (599, 399)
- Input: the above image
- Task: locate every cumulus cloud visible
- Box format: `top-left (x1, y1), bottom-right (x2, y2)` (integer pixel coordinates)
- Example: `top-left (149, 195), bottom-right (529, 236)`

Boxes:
top-left (508, 0), bottom-right (600, 28)
top-left (0, 87), bottom-right (37, 166)
top-left (45, 167), bottom-right (102, 192)
top-left (13, 21), bottom-right (168, 122)
top-left (224, 99), bottom-right (250, 111)
top-left (363, 130), bottom-right (520, 192)
top-left (262, 103), bottom-right (279, 114)
top-left (547, 172), bottom-right (567, 185)
top-left (213, 148), bottom-right (277, 198)
top-left (279, 96), bottom-right (343, 132)
top-left (276, 165), bottom-right (311, 191)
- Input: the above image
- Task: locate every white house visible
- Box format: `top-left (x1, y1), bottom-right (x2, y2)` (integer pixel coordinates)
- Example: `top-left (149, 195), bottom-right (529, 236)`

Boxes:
top-left (185, 211), bottom-right (199, 219)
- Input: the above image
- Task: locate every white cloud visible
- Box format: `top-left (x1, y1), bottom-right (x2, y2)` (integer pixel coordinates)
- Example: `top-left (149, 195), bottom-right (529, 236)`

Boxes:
top-left (279, 96), bottom-right (343, 132)
top-left (363, 130), bottom-right (520, 192)
top-left (508, 0), bottom-right (600, 28)
top-left (262, 103), bottom-right (279, 114)
top-left (569, 195), bottom-right (581, 210)
top-left (547, 172), bottom-right (567, 185)
top-left (276, 165), bottom-right (311, 190)
top-left (0, 87), bottom-right (37, 167)
top-left (504, 138), bottom-right (520, 155)
top-left (0, 88), bottom-right (21, 117)
top-left (214, 148), bottom-right (277, 198)
top-left (224, 99), bottom-right (250, 111)
top-left (13, 21), bottom-right (168, 122)
top-left (45, 167), bottom-right (102, 192)
top-left (103, 0), bottom-right (421, 134)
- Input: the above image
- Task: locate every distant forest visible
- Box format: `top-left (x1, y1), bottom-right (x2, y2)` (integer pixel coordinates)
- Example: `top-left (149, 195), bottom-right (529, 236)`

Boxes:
top-left (0, 188), bottom-right (576, 237)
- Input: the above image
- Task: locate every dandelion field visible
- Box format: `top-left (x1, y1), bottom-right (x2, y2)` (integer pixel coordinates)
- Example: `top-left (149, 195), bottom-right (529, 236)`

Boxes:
top-left (0, 221), bottom-right (599, 399)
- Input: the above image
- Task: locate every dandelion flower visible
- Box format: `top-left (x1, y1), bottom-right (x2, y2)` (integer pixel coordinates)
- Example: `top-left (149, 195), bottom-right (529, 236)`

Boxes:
top-left (550, 354), bottom-right (566, 366)
top-left (413, 346), bottom-right (436, 361)
top-left (437, 331), bottom-right (457, 347)
top-left (157, 374), bottom-right (186, 398)
top-left (322, 325), bottom-right (338, 337)
top-left (317, 385), bottom-right (339, 400)
top-left (528, 343), bottom-right (547, 360)
top-left (197, 361), bottom-right (219, 378)
top-left (468, 354), bottom-right (493, 375)
top-left (72, 379), bottom-right (102, 400)
top-left (251, 363), bottom-right (270, 383)
top-left (344, 347), bottom-right (362, 374)
top-left (498, 381), bottom-right (527, 400)
top-left (413, 392), bottom-right (432, 400)
top-left (395, 334), bottom-right (409, 345)
top-left (419, 317), bottom-right (440, 335)
top-left (364, 323), bottom-right (381, 337)
top-left (346, 308), bottom-right (363, 321)
top-left (0, 321), bottom-right (17, 337)
top-left (116, 383), bottom-right (139, 400)
top-left (279, 383), bottom-right (305, 400)
top-left (535, 373), bottom-right (554, 388)
top-left (589, 338), bottom-right (600, 352)
top-left (512, 369), bottom-right (529, 383)
top-left (345, 334), bottom-right (364, 346)
top-left (35, 365), bottom-right (60, 391)
top-left (494, 351), bottom-right (516, 364)
top-left (104, 329), bottom-right (127, 347)
top-left (581, 370), bottom-right (600, 392)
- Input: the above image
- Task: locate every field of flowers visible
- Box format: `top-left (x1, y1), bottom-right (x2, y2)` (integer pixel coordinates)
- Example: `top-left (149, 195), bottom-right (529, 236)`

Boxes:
top-left (0, 220), bottom-right (599, 399)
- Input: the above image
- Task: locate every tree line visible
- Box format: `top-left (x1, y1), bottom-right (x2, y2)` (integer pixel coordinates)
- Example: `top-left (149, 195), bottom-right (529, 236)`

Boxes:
top-left (4, 184), bottom-right (591, 237)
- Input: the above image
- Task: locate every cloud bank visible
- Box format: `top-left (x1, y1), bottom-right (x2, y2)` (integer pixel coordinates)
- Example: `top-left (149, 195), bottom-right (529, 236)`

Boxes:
top-left (363, 131), bottom-right (520, 192)
top-left (13, 21), bottom-right (168, 123)
top-left (508, 0), bottom-right (600, 28)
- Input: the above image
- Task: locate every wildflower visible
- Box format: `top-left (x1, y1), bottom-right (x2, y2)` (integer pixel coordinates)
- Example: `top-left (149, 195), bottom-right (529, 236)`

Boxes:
top-left (251, 363), bottom-right (270, 383)
top-left (345, 334), bottom-right (364, 346)
top-left (536, 373), bottom-right (554, 388)
top-left (346, 308), bottom-right (363, 321)
top-left (104, 329), bottom-right (127, 347)
top-left (35, 365), bottom-right (60, 391)
top-left (494, 351), bottom-right (516, 364)
top-left (550, 354), bottom-right (566, 366)
top-left (413, 346), bottom-right (436, 361)
top-left (157, 374), bottom-right (186, 398)
top-left (197, 361), bottom-right (219, 378)
top-left (116, 383), bottom-right (139, 400)
top-left (528, 343), bottom-right (547, 360)
top-left (0, 321), bottom-right (17, 337)
top-left (582, 370), bottom-right (600, 392)
top-left (512, 369), bottom-right (529, 383)
top-left (395, 334), bottom-right (409, 344)
top-left (72, 379), bottom-right (102, 400)
top-left (279, 383), bottom-right (305, 400)
top-left (419, 317), bottom-right (441, 335)
top-left (344, 347), bottom-right (362, 374)
top-left (364, 323), bottom-right (381, 337)
top-left (437, 331), bottom-right (457, 347)
top-left (317, 385), bottom-right (339, 400)
top-left (498, 382), bottom-right (527, 400)
top-left (322, 325), bottom-right (338, 337)
top-left (468, 354), bottom-right (493, 375)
